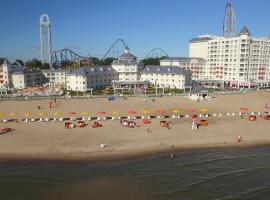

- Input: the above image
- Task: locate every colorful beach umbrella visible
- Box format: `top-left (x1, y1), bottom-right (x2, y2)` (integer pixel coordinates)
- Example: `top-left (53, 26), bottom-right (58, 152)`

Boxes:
top-left (98, 111), bottom-right (106, 115)
top-left (0, 112), bottom-right (5, 118)
top-left (200, 108), bottom-right (208, 113)
top-left (128, 111), bottom-right (137, 115)
top-left (9, 112), bottom-right (18, 117)
top-left (53, 112), bottom-right (62, 116)
top-left (112, 111), bottom-right (119, 115)
top-left (240, 107), bottom-right (248, 111)
top-left (39, 112), bottom-right (47, 117)
top-left (81, 112), bottom-right (90, 116)
top-left (68, 112), bottom-right (77, 116)
top-left (171, 109), bottom-right (180, 114)
top-left (157, 110), bottom-right (166, 115)
top-left (24, 112), bottom-right (33, 117)
top-left (142, 109), bottom-right (150, 114)
top-left (186, 109), bottom-right (195, 113)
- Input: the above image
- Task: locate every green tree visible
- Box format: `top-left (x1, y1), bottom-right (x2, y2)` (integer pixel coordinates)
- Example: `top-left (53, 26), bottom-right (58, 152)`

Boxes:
top-left (0, 58), bottom-right (8, 65)
top-left (142, 58), bottom-right (160, 66)
top-left (25, 59), bottom-right (42, 69)
top-left (15, 59), bottom-right (24, 66)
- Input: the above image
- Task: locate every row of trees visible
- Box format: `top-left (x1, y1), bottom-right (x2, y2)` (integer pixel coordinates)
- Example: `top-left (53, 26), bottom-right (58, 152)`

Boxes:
top-left (1, 56), bottom-right (168, 69)
top-left (0, 57), bottom-right (50, 69)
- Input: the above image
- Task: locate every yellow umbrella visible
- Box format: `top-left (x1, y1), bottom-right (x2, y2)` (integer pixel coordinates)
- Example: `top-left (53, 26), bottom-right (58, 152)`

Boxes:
top-left (200, 108), bottom-right (209, 113)
top-left (9, 112), bottom-right (18, 117)
top-left (254, 107), bottom-right (260, 112)
top-left (81, 112), bottom-right (90, 116)
top-left (112, 111), bottom-right (119, 115)
top-left (0, 112), bottom-right (5, 118)
top-left (171, 109), bottom-right (180, 114)
top-left (39, 112), bottom-right (47, 117)
top-left (24, 112), bottom-right (33, 117)
top-left (142, 109), bottom-right (150, 114)
top-left (53, 112), bottom-right (62, 116)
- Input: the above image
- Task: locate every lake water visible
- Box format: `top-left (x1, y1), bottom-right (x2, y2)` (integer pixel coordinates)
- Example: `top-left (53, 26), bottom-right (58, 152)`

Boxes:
top-left (0, 146), bottom-right (270, 200)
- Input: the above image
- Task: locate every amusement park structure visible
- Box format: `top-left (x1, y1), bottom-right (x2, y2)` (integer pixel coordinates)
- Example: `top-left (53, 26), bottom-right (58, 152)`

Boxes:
top-left (145, 48), bottom-right (169, 58)
top-left (52, 49), bottom-right (92, 68)
top-left (40, 14), bottom-right (53, 68)
top-left (102, 39), bottom-right (127, 59)
top-left (223, 0), bottom-right (237, 37)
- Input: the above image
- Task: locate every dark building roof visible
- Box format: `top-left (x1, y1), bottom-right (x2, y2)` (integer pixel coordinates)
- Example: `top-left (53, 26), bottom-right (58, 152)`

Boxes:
top-left (190, 85), bottom-right (209, 94)
top-left (118, 48), bottom-right (137, 60)
top-left (13, 69), bottom-right (43, 75)
top-left (141, 65), bottom-right (191, 75)
top-left (161, 57), bottom-right (206, 62)
top-left (71, 66), bottom-right (116, 76)
top-left (239, 26), bottom-right (251, 35)
top-left (190, 37), bottom-right (212, 43)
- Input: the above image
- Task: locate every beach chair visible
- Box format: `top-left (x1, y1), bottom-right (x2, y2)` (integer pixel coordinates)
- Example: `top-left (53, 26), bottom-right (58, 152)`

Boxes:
top-left (199, 119), bottom-right (208, 126)
top-left (78, 121), bottom-right (86, 128)
top-left (92, 121), bottom-right (101, 128)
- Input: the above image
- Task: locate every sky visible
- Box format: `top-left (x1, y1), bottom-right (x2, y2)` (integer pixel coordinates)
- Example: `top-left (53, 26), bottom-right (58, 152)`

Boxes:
top-left (0, 0), bottom-right (270, 61)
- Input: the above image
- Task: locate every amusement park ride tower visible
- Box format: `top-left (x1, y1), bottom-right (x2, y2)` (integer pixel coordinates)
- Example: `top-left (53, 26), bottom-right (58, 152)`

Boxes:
top-left (223, 0), bottom-right (237, 37)
top-left (40, 14), bottom-right (53, 68)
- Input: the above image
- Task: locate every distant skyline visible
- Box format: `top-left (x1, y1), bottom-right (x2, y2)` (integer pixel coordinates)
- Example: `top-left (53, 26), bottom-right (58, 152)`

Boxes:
top-left (0, 0), bottom-right (270, 61)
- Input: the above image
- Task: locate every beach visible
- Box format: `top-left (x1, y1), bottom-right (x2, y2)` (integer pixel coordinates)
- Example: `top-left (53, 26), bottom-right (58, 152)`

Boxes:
top-left (0, 92), bottom-right (270, 161)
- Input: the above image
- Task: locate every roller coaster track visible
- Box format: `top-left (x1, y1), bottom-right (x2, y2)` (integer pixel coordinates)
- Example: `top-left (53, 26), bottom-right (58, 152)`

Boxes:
top-left (102, 38), bottom-right (127, 59)
top-left (52, 49), bottom-right (92, 67)
top-left (145, 48), bottom-right (169, 58)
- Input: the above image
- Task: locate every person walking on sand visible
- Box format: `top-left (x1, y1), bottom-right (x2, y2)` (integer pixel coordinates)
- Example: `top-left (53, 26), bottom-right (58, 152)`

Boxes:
top-left (192, 120), bottom-right (198, 130)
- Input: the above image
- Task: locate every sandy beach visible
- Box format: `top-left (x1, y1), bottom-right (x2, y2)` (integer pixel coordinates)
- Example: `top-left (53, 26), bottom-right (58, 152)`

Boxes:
top-left (0, 92), bottom-right (270, 161)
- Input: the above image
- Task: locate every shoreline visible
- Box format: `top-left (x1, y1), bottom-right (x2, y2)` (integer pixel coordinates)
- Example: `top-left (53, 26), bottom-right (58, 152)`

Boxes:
top-left (1, 140), bottom-right (270, 163)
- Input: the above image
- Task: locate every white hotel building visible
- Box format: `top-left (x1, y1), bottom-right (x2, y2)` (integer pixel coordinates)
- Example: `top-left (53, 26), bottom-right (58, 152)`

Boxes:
top-left (189, 26), bottom-right (270, 88)
top-left (159, 57), bottom-right (207, 81)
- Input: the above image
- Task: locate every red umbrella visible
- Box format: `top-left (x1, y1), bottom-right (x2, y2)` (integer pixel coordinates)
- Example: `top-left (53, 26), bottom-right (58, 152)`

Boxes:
top-left (98, 111), bottom-right (106, 115)
top-left (68, 112), bottom-right (77, 116)
top-left (128, 111), bottom-right (137, 115)
top-left (186, 109), bottom-right (195, 113)
top-left (157, 110), bottom-right (166, 115)
top-left (240, 107), bottom-right (248, 111)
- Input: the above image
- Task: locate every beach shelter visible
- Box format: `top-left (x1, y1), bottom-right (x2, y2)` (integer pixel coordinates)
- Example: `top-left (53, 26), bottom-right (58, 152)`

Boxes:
top-left (189, 85), bottom-right (211, 101)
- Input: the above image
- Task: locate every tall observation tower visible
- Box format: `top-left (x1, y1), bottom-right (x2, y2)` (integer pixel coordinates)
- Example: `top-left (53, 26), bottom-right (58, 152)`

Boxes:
top-left (40, 14), bottom-right (53, 68)
top-left (223, 0), bottom-right (237, 38)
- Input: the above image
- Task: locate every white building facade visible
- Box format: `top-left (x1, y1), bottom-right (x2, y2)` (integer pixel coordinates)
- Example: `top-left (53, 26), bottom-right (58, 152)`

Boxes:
top-left (12, 69), bottom-right (45, 89)
top-left (0, 59), bottom-right (26, 89)
top-left (66, 66), bottom-right (118, 92)
top-left (189, 26), bottom-right (270, 88)
top-left (160, 57), bottom-right (207, 80)
top-left (112, 48), bottom-right (144, 82)
top-left (41, 69), bottom-right (69, 86)
top-left (140, 65), bottom-right (192, 89)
